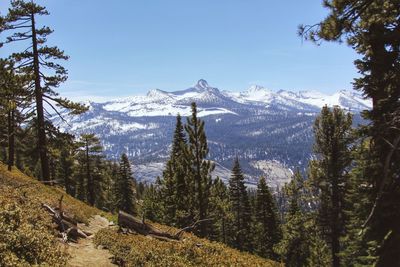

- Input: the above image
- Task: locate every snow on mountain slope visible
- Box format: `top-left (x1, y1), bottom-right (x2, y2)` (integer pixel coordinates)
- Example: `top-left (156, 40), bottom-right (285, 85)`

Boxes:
top-left (219, 83), bottom-right (370, 112)
top-left (91, 79), bottom-right (370, 119)
top-left (277, 89), bottom-right (371, 110)
top-left (240, 85), bottom-right (275, 103)
top-left (100, 80), bottom-right (237, 117)
top-left (56, 79), bottom-right (371, 187)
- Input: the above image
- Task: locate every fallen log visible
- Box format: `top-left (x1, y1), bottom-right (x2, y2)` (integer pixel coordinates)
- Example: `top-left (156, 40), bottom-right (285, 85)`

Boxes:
top-left (118, 211), bottom-right (213, 241)
top-left (118, 211), bottom-right (180, 240)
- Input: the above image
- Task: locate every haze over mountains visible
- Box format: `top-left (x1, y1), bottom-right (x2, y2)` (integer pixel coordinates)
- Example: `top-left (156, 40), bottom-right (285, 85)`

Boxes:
top-left (55, 80), bottom-right (371, 187)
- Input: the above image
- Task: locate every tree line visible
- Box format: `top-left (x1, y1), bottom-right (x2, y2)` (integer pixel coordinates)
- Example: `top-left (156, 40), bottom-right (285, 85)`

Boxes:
top-left (1, 1), bottom-right (399, 266)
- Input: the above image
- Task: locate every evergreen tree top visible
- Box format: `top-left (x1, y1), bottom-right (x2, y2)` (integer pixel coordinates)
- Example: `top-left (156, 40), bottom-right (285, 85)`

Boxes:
top-left (171, 113), bottom-right (186, 158)
top-left (230, 157), bottom-right (245, 182)
top-left (1, 0), bottom-right (88, 118)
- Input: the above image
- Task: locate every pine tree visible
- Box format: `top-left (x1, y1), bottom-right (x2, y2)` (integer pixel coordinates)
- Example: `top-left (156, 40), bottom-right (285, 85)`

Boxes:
top-left (57, 139), bottom-right (75, 196)
top-left (276, 171), bottom-right (310, 266)
top-left (74, 160), bottom-right (86, 202)
top-left (0, 59), bottom-right (29, 172)
top-left (308, 106), bottom-right (353, 267)
top-left (92, 156), bottom-right (107, 209)
top-left (159, 161), bottom-right (176, 224)
top-left (1, 0), bottom-right (87, 181)
top-left (142, 183), bottom-right (163, 222)
top-left (114, 153), bottom-right (135, 215)
top-left (171, 114), bottom-right (190, 226)
top-left (306, 222), bottom-right (332, 267)
top-left (209, 177), bottom-right (230, 243)
top-left (159, 114), bottom-right (190, 227)
top-left (136, 181), bottom-right (145, 200)
top-left (254, 176), bottom-right (281, 260)
top-left (74, 134), bottom-right (104, 206)
top-left (340, 140), bottom-right (375, 266)
top-left (301, 2), bottom-right (400, 265)
top-left (184, 103), bottom-right (214, 237)
top-left (102, 161), bottom-right (119, 212)
top-left (228, 157), bottom-right (252, 251)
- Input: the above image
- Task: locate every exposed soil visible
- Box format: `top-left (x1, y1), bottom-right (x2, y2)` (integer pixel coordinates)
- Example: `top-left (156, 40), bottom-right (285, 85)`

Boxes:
top-left (66, 215), bottom-right (117, 267)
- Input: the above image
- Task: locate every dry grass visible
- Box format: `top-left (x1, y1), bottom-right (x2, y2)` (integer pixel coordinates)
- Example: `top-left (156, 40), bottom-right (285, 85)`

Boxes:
top-left (0, 164), bottom-right (107, 223)
top-left (0, 163), bottom-right (281, 266)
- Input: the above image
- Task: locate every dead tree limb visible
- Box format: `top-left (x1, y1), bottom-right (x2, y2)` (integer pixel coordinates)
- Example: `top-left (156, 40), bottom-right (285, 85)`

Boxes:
top-left (174, 218), bottom-right (213, 239)
top-left (42, 195), bottom-right (89, 242)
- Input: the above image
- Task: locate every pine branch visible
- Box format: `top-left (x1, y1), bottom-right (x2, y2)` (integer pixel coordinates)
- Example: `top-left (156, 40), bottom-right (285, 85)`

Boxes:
top-left (43, 98), bottom-right (71, 127)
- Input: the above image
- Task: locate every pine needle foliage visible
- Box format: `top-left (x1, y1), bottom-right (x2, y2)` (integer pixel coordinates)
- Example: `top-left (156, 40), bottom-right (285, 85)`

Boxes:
top-left (227, 157), bottom-right (252, 251)
top-left (254, 176), bottom-right (282, 260)
top-left (114, 153), bottom-right (136, 215)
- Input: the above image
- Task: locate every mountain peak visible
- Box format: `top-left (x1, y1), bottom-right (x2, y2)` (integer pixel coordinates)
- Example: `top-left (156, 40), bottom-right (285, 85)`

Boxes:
top-left (146, 88), bottom-right (168, 98)
top-left (196, 79), bottom-right (210, 89)
top-left (247, 85), bottom-right (266, 92)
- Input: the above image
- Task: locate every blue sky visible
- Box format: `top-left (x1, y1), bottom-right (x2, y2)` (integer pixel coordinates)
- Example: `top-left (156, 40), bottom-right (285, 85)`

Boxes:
top-left (0, 0), bottom-right (359, 100)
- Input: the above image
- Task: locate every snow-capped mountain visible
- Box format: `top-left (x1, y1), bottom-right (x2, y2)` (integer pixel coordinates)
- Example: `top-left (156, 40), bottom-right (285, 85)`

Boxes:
top-left (101, 80), bottom-right (237, 117)
top-left (55, 80), bottom-right (370, 187)
top-left (94, 79), bottom-right (370, 118)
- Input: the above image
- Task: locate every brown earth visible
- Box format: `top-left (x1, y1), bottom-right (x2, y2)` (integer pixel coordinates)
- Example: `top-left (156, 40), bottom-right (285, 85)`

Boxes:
top-left (66, 215), bottom-right (117, 267)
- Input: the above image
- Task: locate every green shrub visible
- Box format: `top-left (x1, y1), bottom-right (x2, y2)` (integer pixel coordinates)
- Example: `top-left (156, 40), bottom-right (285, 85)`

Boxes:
top-left (95, 228), bottom-right (281, 267)
top-left (0, 197), bottom-right (67, 266)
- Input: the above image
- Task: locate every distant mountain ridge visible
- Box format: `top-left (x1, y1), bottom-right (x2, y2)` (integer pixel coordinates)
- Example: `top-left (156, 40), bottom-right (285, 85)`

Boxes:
top-left (97, 79), bottom-right (370, 118)
top-left (55, 80), bottom-right (370, 187)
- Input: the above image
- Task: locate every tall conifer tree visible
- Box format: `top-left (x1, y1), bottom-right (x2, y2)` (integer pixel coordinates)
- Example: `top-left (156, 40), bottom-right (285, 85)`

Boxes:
top-left (254, 176), bottom-right (281, 260)
top-left (341, 140), bottom-right (375, 266)
top-left (114, 153), bottom-right (135, 215)
top-left (1, 0), bottom-right (86, 181)
top-left (276, 171), bottom-right (310, 266)
top-left (184, 102), bottom-right (214, 237)
top-left (309, 106), bottom-right (353, 267)
top-left (0, 59), bottom-right (28, 171)
top-left (301, 2), bottom-right (400, 264)
top-left (228, 157), bottom-right (252, 251)
top-left (74, 134), bottom-right (103, 206)
top-left (209, 177), bottom-right (230, 243)
top-left (159, 114), bottom-right (190, 227)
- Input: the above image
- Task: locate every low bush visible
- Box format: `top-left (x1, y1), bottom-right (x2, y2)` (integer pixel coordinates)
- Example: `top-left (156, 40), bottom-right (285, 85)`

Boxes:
top-left (95, 228), bottom-right (281, 267)
top-left (0, 189), bottom-right (67, 266)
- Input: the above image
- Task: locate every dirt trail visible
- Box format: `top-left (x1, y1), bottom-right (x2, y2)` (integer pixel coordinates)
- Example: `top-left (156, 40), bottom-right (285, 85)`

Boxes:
top-left (66, 215), bottom-right (117, 267)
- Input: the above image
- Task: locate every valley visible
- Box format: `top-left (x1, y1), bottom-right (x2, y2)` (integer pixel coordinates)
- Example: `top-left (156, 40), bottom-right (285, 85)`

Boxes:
top-left (54, 79), bottom-right (370, 187)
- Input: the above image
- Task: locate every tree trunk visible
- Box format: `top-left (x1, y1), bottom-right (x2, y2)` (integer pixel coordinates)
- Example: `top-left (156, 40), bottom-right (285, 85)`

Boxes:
top-left (194, 123), bottom-right (205, 236)
top-left (331, 179), bottom-right (341, 267)
top-left (222, 216), bottom-right (226, 244)
top-left (85, 139), bottom-right (94, 206)
top-left (330, 137), bottom-right (342, 267)
top-left (31, 11), bottom-right (50, 181)
top-left (7, 109), bottom-right (15, 171)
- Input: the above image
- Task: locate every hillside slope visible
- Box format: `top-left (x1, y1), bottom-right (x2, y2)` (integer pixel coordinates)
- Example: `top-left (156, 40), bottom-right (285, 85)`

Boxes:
top-left (0, 164), bottom-right (281, 267)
